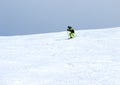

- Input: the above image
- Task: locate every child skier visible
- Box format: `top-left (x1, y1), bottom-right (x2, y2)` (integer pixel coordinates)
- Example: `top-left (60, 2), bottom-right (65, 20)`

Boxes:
top-left (67, 26), bottom-right (75, 39)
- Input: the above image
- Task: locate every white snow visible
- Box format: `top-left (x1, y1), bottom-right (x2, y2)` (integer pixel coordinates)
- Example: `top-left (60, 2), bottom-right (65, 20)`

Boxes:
top-left (0, 27), bottom-right (120, 85)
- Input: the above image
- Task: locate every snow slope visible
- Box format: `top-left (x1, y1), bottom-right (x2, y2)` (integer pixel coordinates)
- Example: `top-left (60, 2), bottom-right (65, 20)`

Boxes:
top-left (0, 27), bottom-right (120, 85)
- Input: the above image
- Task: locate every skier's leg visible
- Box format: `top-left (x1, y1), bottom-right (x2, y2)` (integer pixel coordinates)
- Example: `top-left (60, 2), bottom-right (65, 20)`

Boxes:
top-left (70, 33), bottom-right (74, 38)
top-left (72, 33), bottom-right (74, 38)
top-left (70, 33), bottom-right (73, 38)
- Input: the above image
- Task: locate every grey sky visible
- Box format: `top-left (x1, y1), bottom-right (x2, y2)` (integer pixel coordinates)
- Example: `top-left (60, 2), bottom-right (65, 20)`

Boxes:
top-left (0, 0), bottom-right (120, 36)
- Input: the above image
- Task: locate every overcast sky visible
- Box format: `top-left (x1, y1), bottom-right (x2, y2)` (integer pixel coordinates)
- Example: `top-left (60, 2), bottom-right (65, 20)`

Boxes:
top-left (0, 0), bottom-right (120, 36)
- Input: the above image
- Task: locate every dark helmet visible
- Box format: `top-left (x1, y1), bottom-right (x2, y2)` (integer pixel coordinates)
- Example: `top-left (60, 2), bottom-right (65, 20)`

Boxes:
top-left (68, 26), bottom-right (72, 29)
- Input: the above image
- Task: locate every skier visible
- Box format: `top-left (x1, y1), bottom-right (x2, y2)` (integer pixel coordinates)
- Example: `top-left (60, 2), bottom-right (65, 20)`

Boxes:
top-left (67, 26), bottom-right (75, 39)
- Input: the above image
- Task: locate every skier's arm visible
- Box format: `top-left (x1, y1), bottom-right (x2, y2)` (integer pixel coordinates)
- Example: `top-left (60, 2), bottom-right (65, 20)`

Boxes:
top-left (67, 29), bottom-right (70, 31)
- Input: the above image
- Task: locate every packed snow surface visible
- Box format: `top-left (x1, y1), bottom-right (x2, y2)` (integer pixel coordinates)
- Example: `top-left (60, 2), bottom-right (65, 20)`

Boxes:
top-left (0, 27), bottom-right (120, 85)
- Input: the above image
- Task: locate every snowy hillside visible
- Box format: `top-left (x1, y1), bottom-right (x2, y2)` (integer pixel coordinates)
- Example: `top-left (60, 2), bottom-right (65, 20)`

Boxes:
top-left (0, 27), bottom-right (120, 85)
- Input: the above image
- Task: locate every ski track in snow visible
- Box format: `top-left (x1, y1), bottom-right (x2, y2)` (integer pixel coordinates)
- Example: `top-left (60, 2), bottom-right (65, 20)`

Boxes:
top-left (0, 27), bottom-right (120, 85)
